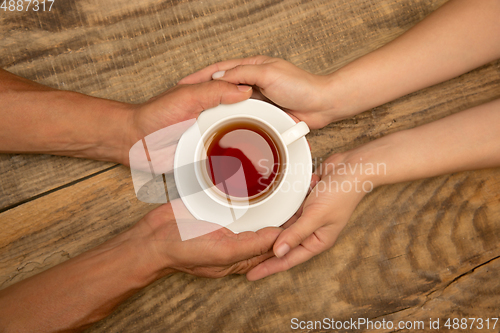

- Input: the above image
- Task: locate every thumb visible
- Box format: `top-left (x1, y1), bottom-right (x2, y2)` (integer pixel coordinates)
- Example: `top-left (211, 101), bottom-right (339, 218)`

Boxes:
top-left (272, 206), bottom-right (324, 258)
top-left (212, 64), bottom-right (270, 89)
top-left (187, 80), bottom-right (253, 111)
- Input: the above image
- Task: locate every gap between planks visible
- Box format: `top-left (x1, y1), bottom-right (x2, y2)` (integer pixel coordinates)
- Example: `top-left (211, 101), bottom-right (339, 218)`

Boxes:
top-left (0, 164), bottom-right (120, 215)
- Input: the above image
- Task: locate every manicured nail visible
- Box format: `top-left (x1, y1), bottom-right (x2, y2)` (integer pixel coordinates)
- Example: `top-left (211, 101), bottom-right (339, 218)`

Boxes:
top-left (212, 70), bottom-right (225, 79)
top-left (237, 85), bottom-right (252, 92)
top-left (275, 243), bottom-right (290, 258)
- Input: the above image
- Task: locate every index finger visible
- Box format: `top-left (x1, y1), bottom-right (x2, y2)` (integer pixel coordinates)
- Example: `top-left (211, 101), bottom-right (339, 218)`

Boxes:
top-left (246, 222), bottom-right (340, 281)
top-left (245, 239), bottom-right (318, 281)
top-left (178, 56), bottom-right (270, 84)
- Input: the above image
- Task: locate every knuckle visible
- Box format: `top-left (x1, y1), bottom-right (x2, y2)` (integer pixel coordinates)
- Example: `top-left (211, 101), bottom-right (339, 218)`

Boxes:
top-left (259, 244), bottom-right (271, 256)
top-left (209, 79), bottom-right (226, 90)
top-left (281, 256), bottom-right (293, 271)
top-left (259, 65), bottom-right (271, 77)
top-left (230, 65), bottom-right (245, 76)
top-left (207, 81), bottom-right (226, 105)
top-left (310, 235), bottom-right (329, 253)
top-left (287, 228), bottom-right (308, 245)
top-left (213, 63), bottom-right (223, 72)
top-left (255, 55), bottom-right (273, 63)
top-left (234, 260), bottom-right (253, 274)
top-left (259, 64), bottom-right (278, 82)
top-left (208, 268), bottom-right (229, 278)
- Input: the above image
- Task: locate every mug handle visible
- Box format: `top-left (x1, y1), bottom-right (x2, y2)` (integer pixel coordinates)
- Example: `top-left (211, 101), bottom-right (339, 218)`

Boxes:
top-left (281, 121), bottom-right (310, 146)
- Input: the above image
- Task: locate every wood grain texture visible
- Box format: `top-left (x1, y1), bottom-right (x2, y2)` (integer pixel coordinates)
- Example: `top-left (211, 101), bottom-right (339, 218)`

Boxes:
top-left (0, 166), bottom-right (157, 289)
top-left (0, 154), bottom-right (113, 211)
top-left (1, 0), bottom-right (450, 101)
top-left (1, 0), bottom-right (499, 332)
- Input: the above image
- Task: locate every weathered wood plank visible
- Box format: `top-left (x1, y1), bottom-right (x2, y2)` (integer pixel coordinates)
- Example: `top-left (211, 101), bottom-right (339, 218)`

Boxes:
top-left (0, 166), bottom-right (498, 332)
top-left (3, 0), bottom-right (497, 213)
top-left (0, 0), bottom-right (487, 214)
top-left (0, 154), bottom-right (113, 211)
top-left (0, 165), bottom-right (156, 289)
top-left (86, 171), bottom-right (500, 333)
top-left (1, 0), bottom-right (449, 102)
top-left (1, 0), bottom-right (500, 332)
top-left (379, 256), bottom-right (500, 332)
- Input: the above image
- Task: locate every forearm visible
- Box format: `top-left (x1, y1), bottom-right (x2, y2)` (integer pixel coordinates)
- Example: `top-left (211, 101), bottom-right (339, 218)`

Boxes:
top-left (0, 69), bottom-right (134, 164)
top-left (329, 0), bottom-right (500, 118)
top-left (0, 225), bottom-right (173, 332)
top-left (342, 99), bottom-right (500, 186)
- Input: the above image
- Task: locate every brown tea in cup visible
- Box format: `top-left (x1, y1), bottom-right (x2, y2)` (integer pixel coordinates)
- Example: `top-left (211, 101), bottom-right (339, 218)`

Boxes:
top-left (204, 121), bottom-right (284, 200)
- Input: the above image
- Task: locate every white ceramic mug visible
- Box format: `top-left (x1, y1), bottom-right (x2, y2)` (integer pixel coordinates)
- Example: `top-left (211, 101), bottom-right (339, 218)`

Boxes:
top-left (194, 114), bottom-right (309, 209)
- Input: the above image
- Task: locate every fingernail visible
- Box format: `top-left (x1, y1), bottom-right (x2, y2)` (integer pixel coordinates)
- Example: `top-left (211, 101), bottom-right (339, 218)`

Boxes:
top-left (212, 70), bottom-right (225, 79)
top-left (275, 243), bottom-right (290, 258)
top-left (237, 85), bottom-right (252, 92)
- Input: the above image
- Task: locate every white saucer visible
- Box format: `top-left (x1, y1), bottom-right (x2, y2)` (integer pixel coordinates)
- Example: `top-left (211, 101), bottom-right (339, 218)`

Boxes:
top-left (174, 99), bottom-right (312, 233)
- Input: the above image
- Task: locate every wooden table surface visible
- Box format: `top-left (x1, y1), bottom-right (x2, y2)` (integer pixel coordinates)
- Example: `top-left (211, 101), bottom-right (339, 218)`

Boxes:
top-left (1, 0), bottom-right (500, 332)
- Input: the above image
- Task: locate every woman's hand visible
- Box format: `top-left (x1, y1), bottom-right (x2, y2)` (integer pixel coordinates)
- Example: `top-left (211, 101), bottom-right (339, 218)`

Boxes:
top-left (247, 97), bottom-right (500, 280)
top-left (245, 153), bottom-right (372, 281)
top-left (179, 56), bottom-right (348, 129)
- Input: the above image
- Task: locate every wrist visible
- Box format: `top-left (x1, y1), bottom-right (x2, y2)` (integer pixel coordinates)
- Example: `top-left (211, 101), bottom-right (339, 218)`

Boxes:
top-left (317, 153), bottom-right (376, 197)
top-left (325, 54), bottom-right (395, 122)
top-left (321, 144), bottom-right (392, 192)
top-left (59, 91), bottom-right (136, 165)
top-left (337, 133), bottom-right (404, 188)
top-left (321, 70), bottom-right (362, 124)
top-left (9, 89), bottom-right (136, 164)
top-left (118, 225), bottom-right (176, 284)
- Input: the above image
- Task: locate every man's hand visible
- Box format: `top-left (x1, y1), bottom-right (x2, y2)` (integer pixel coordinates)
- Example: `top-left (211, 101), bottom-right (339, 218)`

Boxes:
top-left (124, 81), bottom-right (253, 165)
top-left (132, 201), bottom-right (282, 278)
top-left (0, 200), bottom-right (281, 332)
top-left (0, 71), bottom-right (265, 332)
top-left (0, 69), bottom-right (253, 165)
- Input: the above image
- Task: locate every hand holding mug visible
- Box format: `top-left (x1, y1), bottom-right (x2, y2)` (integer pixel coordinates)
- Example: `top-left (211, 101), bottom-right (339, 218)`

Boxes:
top-left (246, 154), bottom-right (370, 281)
top-left (132, 200), bottom-right (282, 278)
top-left (179, 56), bottom-right (347, 129)
top-left (123, 80), bottom-right (254, 166)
